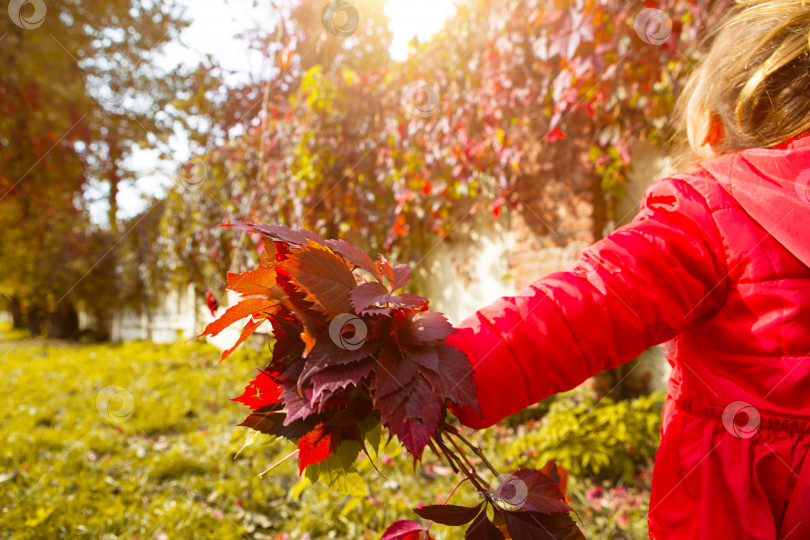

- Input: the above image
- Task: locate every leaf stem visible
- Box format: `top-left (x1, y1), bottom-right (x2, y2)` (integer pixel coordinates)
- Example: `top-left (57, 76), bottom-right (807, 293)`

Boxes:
top-left (445, 432), bottom-right (490, 488)
top-left (432, 433), bottom-right (486, 493)
top-left (447, 427), bottom-right (501, 479)
top-left (427, 439), bottom-right (458, 475)
top-left (258, 449), bottom-right (300, 477)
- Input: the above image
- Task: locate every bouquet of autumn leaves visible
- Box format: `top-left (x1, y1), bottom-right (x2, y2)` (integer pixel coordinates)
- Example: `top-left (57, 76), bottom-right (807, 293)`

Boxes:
top-left (200, 222), bottom-right (584, 540)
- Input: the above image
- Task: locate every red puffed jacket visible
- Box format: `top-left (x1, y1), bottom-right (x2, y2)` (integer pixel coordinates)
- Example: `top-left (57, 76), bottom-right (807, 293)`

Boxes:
top-left (446, 132), bottom-right (810, 539)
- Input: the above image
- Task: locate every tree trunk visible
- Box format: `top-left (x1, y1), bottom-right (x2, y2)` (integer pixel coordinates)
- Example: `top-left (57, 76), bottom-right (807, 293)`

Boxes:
top-left (9, 297), bottom-right (25, 330)
top-left (50, 303), bottom-right (80, 340)
top-left (108, 136), bottom-right (121, 233)
top-left (27, 304), bottom-right (45, 336)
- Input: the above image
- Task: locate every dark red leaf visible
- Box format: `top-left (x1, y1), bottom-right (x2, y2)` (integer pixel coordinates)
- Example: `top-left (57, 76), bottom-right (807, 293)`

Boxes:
top-left (425, 343), bottom-right (480, 413)
top-left (227, 221), bottom-right (327, 247)
top-left (238, 405), bottom-right (285, 435)
top-left (326, 238), bottom-right (379, 279)
top-left (311, 358), bottom-right (376, 403)
top-left (300, 334), bottom-right (382, 387)
top-left (280, 379), bottom-right (316, 426)
top-left (465, 511), bottom-right (505, 540)
top-left (412, 311), bottom-right (456, 342)
top-left (373, 344), bottom-right (418, 398)
top-left (402, 343), bottom-right (440, 372)
top-left (379, 520), bottom-right (433, 540)
top-left (397, 293), bottom-right (429, 310)
top-left (413, 503), bottom-right (482, 526)
top-left (350, 281), bottom-right (392, 312)
top-left (378, 376), bottom-right (442, 459)
top-left (391, 264), bottom-right (410, 291)
top-left (492, 469), bottom-right (571, 514)
top-left (499, 510), bottom-right (584, 540)
top-left (268, 316), bottom-right (303, 364)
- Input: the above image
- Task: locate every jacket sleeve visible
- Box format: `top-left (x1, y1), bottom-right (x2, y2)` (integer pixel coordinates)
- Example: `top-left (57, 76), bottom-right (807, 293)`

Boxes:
top-left (445, 176), bottom-right (729, 429)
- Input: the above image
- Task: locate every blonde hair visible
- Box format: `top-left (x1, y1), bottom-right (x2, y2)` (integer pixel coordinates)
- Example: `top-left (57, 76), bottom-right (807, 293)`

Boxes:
top-left (675, 0), bottom-right (810, 165)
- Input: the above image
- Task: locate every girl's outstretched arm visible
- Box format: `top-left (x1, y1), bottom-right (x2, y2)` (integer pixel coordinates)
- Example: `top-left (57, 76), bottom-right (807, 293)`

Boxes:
top-left (445, 175), bottom-right (729, 429)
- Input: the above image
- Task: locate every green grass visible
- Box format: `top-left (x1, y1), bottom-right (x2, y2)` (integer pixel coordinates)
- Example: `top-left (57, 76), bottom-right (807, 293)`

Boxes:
top-left (0, 327), bottom-right (654, 539)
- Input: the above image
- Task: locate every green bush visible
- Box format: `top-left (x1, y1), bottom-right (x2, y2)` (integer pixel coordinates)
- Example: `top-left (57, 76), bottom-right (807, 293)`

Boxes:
top-left (503, 389), bottom-right (665, 483)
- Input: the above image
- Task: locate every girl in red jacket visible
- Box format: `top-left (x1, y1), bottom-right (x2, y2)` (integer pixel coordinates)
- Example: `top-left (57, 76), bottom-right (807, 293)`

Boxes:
top-left (445, 2), bottom-right (810, 538)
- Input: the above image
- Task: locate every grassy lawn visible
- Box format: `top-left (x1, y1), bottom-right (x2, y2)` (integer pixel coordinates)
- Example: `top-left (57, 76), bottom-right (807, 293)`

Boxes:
top-left (0, 327), bottom-right (655, 539)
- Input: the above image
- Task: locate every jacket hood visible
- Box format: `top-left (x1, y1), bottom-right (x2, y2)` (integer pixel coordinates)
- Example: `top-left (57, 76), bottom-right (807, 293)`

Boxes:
top-left (698, 132), bottom-right (810, 269)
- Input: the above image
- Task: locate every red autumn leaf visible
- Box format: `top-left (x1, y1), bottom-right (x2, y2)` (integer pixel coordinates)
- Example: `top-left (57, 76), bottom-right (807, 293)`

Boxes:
top-left (492, 196), bottom-right (505, 218)
top-left (379, 520), bottom-right (434, 540)
top-left (227, 221), bottom-right (327, 248)
top-left (378, 376), bottom-right (442, 459)
top-left (199, 298), bottom-right (276, 338)
top-left (238, 405), bottom-right (286, 435)
top-left (377, 257), bottom-right (395, 283)
top-left (389, 214), bottom-right (409, 237)
top-left (491, 469), bottom-right (571, 514)
top-left (258, 236), bottom-right (276, 263)
top-left (350, 281), bottom-right (392, 312)
top-left (546, 6), bottom-right (594, 60)
top-left (391, 264), bottom-right (410, 291)
top-left (286, 243), bottom-right (357, 317)
top-left (422, 342), bottom-right (479, 413)
top-left (402, 343), bottom-right (440, 372)
top-left (373, 344), bottom-right (419, 397)
top-left (413, 503), bottom-right (483, 526)
top-left (227, 266), bottom-right (277, 297)
top-left (310, 357), bottom-right (376, 404)
top-left (412, 311), bottom-right (456, 342)
top-left (325, 238), bottom-right (379, 279)
top-left (279, 377), bottom-right (317, 426)
top-left (232, 370), bottom-right (283, 410)
top-left (355, 291), bottom-right (429, 316)
top-left (498, 510), bottom-right (584, 540)
top-left (297, 424), bottom-right (333, 473)
top-left (205, 289), bottom-right (219, 316)
top-left (465, 511), bottom-right (505, 540)
top-left (540, 460), bottom-right (570, 502)
top-left (543, 126), bottom-right (566, 143)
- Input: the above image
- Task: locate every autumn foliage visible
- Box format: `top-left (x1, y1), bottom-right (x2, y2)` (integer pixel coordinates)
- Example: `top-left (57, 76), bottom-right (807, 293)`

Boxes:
top-left (201, 222), bottom-right (582, 538)
top-left (199, 221), bottom-right (479, 464)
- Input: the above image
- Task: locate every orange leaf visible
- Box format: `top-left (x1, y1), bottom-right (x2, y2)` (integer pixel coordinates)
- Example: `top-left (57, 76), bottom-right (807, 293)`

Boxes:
top-left (285, 241), bottom-right (356, 317)
top-left (219, 317), bottom-right (265, 364)
top-left (301, 327), bottom-right (318, 358)
top-left (199, 298), bottom-right (276, 338)
top-left (227, 266), bottom-right (277, 297)
top-left (541, 460), bottom-right (570, 503)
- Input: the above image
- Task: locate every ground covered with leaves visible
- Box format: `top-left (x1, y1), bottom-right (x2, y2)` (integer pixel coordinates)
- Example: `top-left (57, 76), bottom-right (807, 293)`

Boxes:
top-left (0, 328), bottom-right (659, 539)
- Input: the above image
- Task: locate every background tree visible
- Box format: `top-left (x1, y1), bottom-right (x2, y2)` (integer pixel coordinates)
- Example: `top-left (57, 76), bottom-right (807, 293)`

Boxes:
top-left (0, 0), bottom-right (195, 337)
